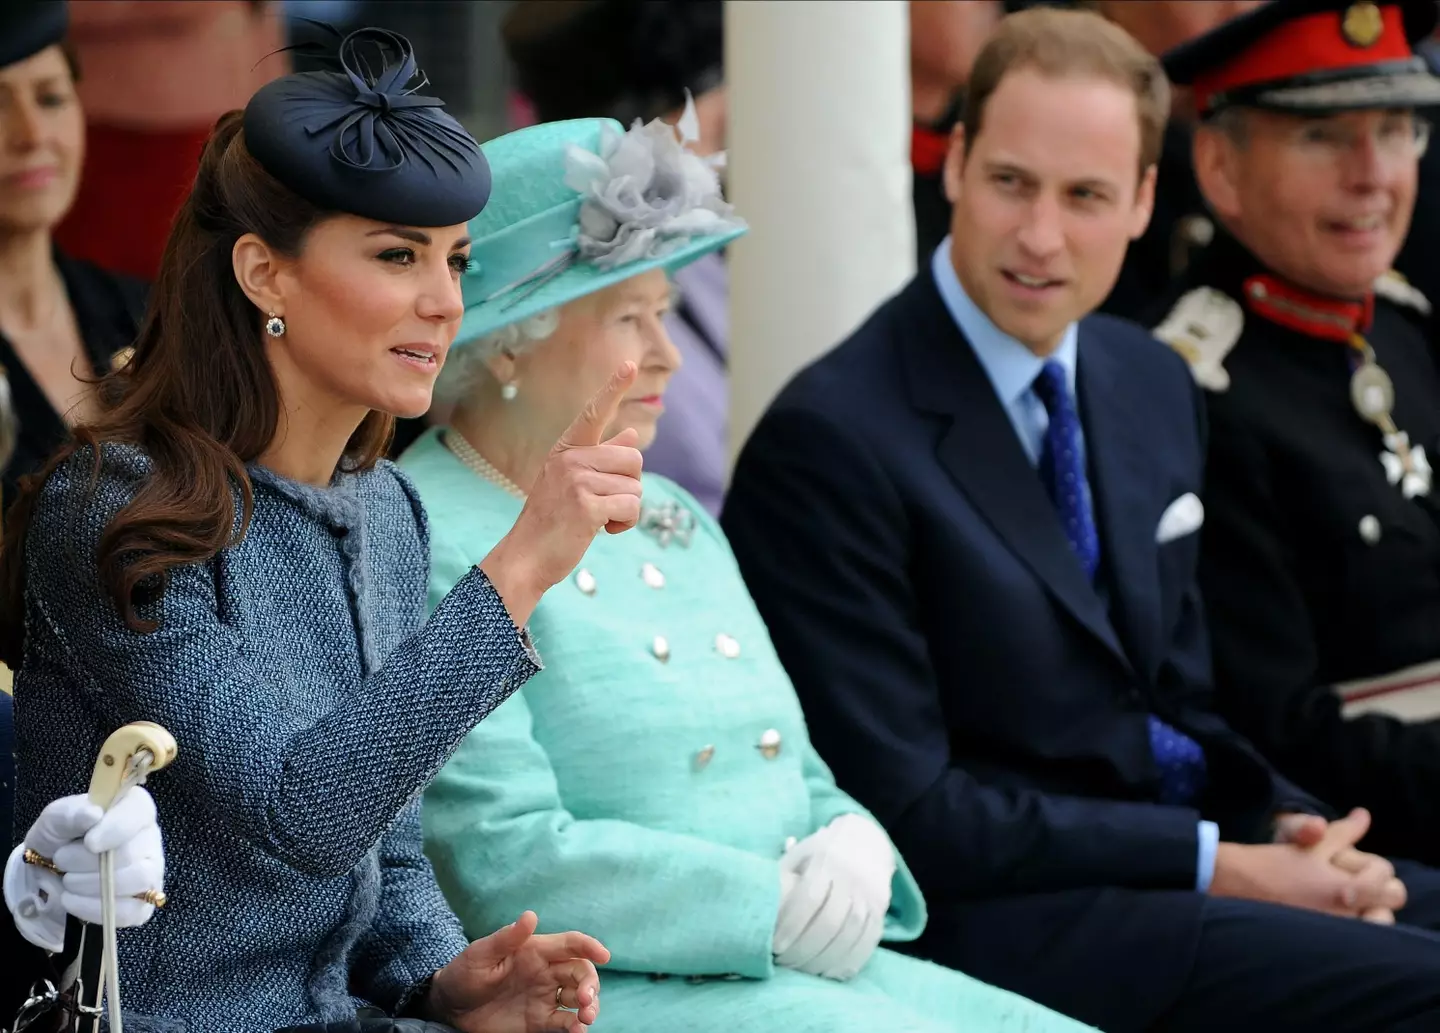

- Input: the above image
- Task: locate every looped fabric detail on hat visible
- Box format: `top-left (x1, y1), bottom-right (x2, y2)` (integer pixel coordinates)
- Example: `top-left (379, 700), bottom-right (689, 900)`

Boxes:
top-left (294, 28), bottom-right (474, 177)
top-left (242, 25), bottom-right (491, 226)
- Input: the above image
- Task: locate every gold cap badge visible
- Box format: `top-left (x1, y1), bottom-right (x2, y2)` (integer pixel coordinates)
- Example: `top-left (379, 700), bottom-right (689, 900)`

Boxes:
top-left (1343, 1), bottom-right (1385, 48)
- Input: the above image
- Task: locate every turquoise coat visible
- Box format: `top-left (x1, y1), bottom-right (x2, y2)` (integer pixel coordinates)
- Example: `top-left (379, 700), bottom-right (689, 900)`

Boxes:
top-left (402, 428), bottom-right (1096, 1033)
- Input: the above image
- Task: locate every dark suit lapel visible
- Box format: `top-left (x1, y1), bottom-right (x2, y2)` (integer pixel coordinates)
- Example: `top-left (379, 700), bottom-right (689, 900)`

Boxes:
top-left (900, 275), bottom-right (1132, 671)
top-left (1078, 323), bottom-right (1162, 679)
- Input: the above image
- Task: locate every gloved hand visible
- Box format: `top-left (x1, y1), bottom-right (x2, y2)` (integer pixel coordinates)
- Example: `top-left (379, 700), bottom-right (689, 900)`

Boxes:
top-left (3, 788), bottom-right (166, 953)
top-left (773, 854), bottom-right (885, 981)
top-left (783, 814), bottom-right (896, 923)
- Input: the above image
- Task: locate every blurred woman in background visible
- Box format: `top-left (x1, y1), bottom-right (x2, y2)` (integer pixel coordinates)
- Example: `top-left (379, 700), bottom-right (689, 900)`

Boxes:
top-left (0, 2), bottom-right (146, 506)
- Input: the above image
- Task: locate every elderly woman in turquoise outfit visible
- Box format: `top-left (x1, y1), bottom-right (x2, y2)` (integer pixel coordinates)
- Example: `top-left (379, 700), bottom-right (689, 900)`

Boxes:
top-left (400, 110), bottom-right (1098, 1033)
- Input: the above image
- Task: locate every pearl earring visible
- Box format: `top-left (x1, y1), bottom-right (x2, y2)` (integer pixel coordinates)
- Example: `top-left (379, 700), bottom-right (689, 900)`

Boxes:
top-left (500, 382), bottom-right (519, 401)
top-left (265, 313), bottom-right (286, 338)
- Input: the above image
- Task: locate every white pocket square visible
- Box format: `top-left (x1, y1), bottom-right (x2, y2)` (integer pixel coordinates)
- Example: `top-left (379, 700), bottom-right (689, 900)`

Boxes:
top-left (1156, 492), bottom-right (1204, 544)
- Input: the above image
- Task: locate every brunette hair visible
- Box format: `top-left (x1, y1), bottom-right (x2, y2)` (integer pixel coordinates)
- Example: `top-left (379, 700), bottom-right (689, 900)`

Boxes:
top-left (60, 40), bottom-right (81, 81)
top-left (963, 6), bottom-right (1170, 179)
top-left (0, 110), bottom-right (393, 663)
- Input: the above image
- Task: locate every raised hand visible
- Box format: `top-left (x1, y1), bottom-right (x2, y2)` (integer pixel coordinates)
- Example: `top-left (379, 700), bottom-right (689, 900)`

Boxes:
top-left (479, 362), bottom-right (644, 626)
top-left (427, 911), bottom-right (611, 1033)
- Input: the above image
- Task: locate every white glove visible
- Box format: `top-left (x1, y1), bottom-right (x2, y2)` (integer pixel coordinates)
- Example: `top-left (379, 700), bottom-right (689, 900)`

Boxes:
top-left (784, 814), bottom-right (896, 922)
top-left (4, 788), bottom-right (166, 953)
top-left (773, 855), bottom-right (881, 980)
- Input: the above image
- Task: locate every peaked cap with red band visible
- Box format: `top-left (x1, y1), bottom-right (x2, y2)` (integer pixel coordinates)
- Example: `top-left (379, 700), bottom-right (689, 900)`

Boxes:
top-left (1163, 0), bottom-right (1440, 118)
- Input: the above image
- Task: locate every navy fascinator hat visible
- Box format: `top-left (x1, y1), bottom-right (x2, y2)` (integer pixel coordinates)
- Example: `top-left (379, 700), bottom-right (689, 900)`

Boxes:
top-left (243, 27), bottom-right (491, 227)
top-left (0, 1), bottom-right (68, 71)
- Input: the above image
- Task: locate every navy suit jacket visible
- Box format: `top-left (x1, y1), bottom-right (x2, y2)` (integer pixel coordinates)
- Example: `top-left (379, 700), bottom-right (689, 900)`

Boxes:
top-left (722, 270), bottom-right (1326, 910)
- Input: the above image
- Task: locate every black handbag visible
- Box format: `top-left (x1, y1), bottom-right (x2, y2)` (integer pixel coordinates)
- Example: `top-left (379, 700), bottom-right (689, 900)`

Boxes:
top-left (4, 917), bottom-right (100, 1033)
top-left (4, 919), bottom-right (464, 1033)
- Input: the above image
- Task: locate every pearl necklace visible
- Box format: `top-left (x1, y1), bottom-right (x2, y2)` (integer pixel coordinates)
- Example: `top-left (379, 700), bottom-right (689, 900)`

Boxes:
top-left (444, 430), bottom-right (527, 499)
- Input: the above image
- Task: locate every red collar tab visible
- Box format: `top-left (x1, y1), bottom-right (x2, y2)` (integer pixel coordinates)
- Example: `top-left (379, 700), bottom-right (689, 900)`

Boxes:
top-left (912, 124), bottom-right (950, 177)
top-left (1193, 4), bottom-right (1411, 116)
top-left (1242, 274), bottom-right (1375, 341)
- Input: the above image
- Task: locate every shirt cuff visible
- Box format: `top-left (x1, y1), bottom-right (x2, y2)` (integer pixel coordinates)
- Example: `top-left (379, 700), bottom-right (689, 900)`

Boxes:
top-left (1195, 820), bottom-right (1220, 892)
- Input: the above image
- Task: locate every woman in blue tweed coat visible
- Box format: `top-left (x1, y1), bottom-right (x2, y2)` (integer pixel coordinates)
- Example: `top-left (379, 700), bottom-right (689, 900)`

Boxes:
top-left (402, 114), bottom-right (1098, 1033)
top-left (0, 26), bottom-right (637, 1033)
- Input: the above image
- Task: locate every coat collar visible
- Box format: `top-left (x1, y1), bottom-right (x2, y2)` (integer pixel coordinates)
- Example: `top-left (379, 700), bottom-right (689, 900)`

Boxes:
top-left (929, 240), bottom-right (1078, 414)
top-left (1192, 228), bottom-right (1375, 342)
top-left (248, 462), bottom-right (366, 532)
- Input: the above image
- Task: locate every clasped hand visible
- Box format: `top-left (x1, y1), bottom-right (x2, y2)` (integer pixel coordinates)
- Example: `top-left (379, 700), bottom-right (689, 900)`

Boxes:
top-left (1211, 807), bottom-right (1406, 924)
top-left (772, 814), bottom-right (896, 981)
top-left (1272, 807), bottom-right (1407, 922)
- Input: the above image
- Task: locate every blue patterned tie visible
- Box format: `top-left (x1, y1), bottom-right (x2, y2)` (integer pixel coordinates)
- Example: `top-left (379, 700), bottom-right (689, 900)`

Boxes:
top-left (1031, 361), bottom-right (1207, 806)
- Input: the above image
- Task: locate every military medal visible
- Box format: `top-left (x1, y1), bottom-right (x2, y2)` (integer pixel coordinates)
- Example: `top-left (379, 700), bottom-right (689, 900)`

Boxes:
top-left (1349, 361), bottom-right (1395, 422)
top-left (1348, 335), bottom-right (1432, 498)
top-left (1381, 431), bottom-right (1433, 499)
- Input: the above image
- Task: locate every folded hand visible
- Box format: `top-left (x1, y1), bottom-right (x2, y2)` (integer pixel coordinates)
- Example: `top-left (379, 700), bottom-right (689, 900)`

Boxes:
top-left (783, 814), bottom-right (896, 920)
top-left (1259, 808), bottom-right (1405, 921)
top-left (773, 854), bottom-right (885, 981)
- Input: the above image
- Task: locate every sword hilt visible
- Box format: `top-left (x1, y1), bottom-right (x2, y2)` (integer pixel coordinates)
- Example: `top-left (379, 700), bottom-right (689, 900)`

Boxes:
top-left (87, 722), bottom-right (177, 812)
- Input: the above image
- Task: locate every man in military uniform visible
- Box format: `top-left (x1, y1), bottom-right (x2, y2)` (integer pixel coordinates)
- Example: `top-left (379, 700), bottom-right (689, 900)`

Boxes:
top-left (1088, 0), bottom-right (1266, 319)
top-left (1151, 0), bottom-right (1440, 865)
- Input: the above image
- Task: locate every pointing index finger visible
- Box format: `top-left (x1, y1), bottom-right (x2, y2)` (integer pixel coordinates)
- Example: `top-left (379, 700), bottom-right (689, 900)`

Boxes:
top-left (560, 361), bottom-right (637, 448)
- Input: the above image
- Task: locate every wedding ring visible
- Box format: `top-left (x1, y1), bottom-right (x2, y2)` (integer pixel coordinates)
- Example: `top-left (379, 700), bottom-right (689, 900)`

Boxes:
top-left (22, 848), bottom-right (62, 875)
top-left (556, 985), bottom-right (565, 1008)
top-left (132, 889), bottom-right (167, 908)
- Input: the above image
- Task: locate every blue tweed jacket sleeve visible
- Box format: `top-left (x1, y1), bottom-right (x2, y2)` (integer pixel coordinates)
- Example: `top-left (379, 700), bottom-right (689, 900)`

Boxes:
top-left (351, 796), bottom-right (471, 1012)
top-left (22, 445), bottom-right (540, 878)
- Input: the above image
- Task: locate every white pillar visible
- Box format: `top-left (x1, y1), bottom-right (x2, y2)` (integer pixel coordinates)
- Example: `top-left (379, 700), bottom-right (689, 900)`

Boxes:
top-left (724, 0), bottom-right (915, 469)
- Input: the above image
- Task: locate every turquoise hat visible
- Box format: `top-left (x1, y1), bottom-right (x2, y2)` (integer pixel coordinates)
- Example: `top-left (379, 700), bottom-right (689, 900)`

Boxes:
top-left (457, 109), bottom-right (747, 345)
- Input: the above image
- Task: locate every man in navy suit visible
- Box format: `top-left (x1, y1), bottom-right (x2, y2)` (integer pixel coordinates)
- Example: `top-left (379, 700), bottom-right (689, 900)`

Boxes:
top-left (723, 4), bottom-right (1440, 1031)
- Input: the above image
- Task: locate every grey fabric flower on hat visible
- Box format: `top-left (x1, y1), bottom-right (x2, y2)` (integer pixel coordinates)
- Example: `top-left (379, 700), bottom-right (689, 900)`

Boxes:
top-left (562, 95), bottom-right (745, 270)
